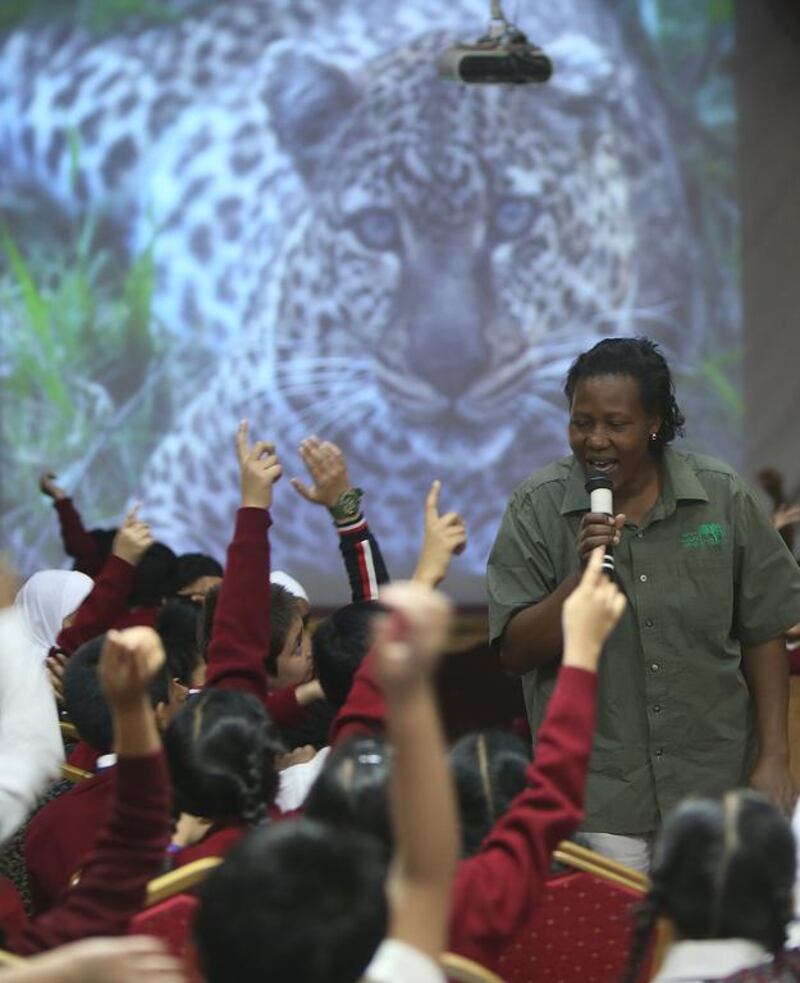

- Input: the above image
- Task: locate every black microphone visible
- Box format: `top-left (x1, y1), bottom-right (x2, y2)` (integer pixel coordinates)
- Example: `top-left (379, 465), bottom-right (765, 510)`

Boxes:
top-left (584, 471), bottom-right (615, 578)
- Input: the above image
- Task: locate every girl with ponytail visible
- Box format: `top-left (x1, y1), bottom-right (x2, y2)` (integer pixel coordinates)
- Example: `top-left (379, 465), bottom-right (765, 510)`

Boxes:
top-left (164, 688), bottom-right (284, 866)
top-left (621, 790), bottom-right (795, 983)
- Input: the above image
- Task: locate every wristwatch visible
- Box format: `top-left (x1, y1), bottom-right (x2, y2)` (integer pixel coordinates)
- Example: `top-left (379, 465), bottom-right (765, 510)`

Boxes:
top-left (328, 487), bottom-right (364, 523)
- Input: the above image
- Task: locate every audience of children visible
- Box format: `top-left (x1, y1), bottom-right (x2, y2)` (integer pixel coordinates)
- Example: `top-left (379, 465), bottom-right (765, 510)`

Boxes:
top-left (1, 427), bottom-right (799, 983)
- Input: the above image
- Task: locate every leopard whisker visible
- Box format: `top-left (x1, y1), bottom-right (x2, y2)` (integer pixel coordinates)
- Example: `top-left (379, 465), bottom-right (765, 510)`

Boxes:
top-left (286, 391), bottom-right (377, 433)
top-left (292, 397), bottom-right (376, 439)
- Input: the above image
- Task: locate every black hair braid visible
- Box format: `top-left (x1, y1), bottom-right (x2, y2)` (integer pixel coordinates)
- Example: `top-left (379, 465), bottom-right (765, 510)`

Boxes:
top-left (239, 738), bottom-right (269, 827)
top-left (764, 879), bottom-right (793, 955)
top-left (620, 891), bottom-right (661, 983)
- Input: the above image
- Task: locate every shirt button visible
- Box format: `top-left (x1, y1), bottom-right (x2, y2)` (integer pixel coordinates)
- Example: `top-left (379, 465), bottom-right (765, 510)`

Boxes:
top-left (645, 618), bottom-right (654, 628)
top-left (654, 748), bottom-right (663, 757)
top-left (650, 663), bottom-right (660, 672)
top-left (653, 704), bottom-right (662, 713)
top-left (639, 574), bottom-right (648, 583)
top-left (635, 531), bottom-right (643, 540)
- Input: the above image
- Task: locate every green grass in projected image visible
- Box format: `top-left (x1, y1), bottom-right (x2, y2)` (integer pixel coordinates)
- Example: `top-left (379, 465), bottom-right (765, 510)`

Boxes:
top-left (0, 166), bottom-right (167, 568)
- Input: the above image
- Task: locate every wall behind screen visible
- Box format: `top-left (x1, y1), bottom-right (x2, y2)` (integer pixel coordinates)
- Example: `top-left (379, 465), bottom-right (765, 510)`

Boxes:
top-left (737, 0), bottom-right (800, 501)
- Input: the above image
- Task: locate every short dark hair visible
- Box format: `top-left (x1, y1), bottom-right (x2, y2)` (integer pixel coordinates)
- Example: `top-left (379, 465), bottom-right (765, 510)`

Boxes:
top-left (304, 736), bottom-right (393, 859)
top-left (174, 552), bottom-right (223, 592)
top-left (156, 598), bottom-right (203, 686)
top-left (63, 634), bottom-right (170, 753)
top-left (194, 819), bottom-right (388, 983)
top-left (164, 689), bottom-right (283, 824)
top-left (450, 730), bottom-right (529, 857)
top-left (129, 542), bottom-right (178, 608)
top-left (621, 791), bottom-right (796, 983)
top-left (563, 336), bottom-right (685, 449)
top-left (267, 583), bottom-right (299, 675)
top-left (312, 602), bottom-right (385, 708)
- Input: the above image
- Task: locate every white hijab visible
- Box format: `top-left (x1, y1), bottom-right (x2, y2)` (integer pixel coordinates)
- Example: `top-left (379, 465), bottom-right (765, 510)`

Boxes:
top-left (14, 569), bottom-right (93, 662)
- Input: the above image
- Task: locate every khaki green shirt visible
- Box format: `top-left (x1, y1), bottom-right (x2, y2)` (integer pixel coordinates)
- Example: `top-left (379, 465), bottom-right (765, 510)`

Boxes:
top-left (487, 449), bottom-right (800, 834)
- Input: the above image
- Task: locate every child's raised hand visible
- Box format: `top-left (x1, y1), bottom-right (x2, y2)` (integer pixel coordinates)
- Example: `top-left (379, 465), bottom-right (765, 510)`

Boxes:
top-left (290, 435), bottom-right (352, 509)
top-left (561, 547), bottom-right (626, 671)
top-left (374, 581), bottom-right (453, 696)
top-left (39, 471), bottom-right (67, 501)
top-left (112, 505), bottom-right (154, 566)
top-left (99, 627), bottom-right (166, 710)
top-left (236, 420), bottom-right (282, 509)
top-left (412, 480), bottom-right (467, 587)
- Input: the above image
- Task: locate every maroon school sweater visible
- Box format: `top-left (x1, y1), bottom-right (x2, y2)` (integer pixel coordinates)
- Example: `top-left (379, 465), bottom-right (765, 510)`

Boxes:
top-left (55, 553), bottom-right (159, 657)
top-left (13, 752), bottom-right (169, 952)
top-left (53, 498), bottom-right (104, 577)
top-left (204, 506), bottom-right (304, 729)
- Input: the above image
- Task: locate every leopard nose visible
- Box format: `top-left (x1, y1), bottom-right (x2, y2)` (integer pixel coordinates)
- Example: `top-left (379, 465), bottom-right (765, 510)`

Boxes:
top-left (412, 337), bottom-right (488, 398)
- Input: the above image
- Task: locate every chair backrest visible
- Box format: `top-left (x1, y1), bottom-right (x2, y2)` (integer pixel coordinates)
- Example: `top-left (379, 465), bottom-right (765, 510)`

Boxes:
top-left (496, 843), bottom-right (654, 983)
top-left (126, 857), bottom-right (223, 962)
top-left (145, 856), bottom-right (223, 907)
top-left (59, 720), bottom-right (79, 742)
top-left (442, 951), bottom-right (508, 983)
top-left (129, 893), bottom-right (200, 958)
top-left (60, 762), bottom-right (93, 783)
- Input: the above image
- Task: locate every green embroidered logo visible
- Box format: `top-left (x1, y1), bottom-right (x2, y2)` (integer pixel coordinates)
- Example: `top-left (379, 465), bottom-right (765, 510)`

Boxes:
top-left (681, 523), bottom-right (725, 549)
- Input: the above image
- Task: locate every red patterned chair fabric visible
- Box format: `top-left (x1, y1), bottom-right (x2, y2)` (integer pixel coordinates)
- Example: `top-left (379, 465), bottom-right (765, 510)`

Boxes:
top-left (496, 869), bottom-right (653, 983)
top-left (128, 893), bottom-right (199, 958)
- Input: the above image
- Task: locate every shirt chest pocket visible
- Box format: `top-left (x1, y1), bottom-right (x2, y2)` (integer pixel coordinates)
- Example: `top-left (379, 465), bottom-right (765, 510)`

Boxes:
top-left (676, 549), bottom-right (734, 636)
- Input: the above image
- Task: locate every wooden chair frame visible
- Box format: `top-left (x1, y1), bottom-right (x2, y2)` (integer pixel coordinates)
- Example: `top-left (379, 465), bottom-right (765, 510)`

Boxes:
top-left (441, 951), bottom-right (508, 983)
top-left (145, 856), bottom-right (222, 907)
top-left (60, 762), bottom-right (93, 783)
top-left (552, 839), bottom-right (650, 892)
top-left (59, 720), bottom-right (79, 742)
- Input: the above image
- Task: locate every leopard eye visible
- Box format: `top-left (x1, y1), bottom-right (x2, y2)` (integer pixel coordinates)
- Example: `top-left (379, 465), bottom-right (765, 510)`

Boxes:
top-left (493, 196), bottom-right (536, 241)
top-left (349, 208), bottom-right (401, 252)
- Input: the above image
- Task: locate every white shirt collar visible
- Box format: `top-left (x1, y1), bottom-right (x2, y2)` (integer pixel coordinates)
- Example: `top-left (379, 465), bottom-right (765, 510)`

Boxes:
top-left (654, 939), bottom-right (770, 982)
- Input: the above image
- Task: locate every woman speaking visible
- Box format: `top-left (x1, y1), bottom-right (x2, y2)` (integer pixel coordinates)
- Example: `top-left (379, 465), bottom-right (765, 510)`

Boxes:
top-left (487, 337), bottom-right (800, 873)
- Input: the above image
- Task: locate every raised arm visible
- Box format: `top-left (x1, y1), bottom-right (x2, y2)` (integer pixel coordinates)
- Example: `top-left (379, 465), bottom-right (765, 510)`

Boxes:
top-left (374, 581), bottom-right (458, 961)
top-left (412, 480), bottom-right (467, 588)
top-left (54, 508), bottom-right (154, 656)
top-left (291, 436), bottom-right (388, 601)
top-left (450, 549), bottom-right (626, 961)
top-left (204, 421), bottom-right (280, 704)
top-left (40, 472), bottom-right (105, 577)
top-left (9, 627), bottom-right (171, 955)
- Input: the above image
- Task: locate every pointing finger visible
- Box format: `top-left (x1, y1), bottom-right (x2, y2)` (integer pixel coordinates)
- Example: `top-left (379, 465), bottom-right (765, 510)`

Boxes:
top-left (425, 480), bottom-right (441, 519)
top-left (235, 419), bottom-right (250, 463)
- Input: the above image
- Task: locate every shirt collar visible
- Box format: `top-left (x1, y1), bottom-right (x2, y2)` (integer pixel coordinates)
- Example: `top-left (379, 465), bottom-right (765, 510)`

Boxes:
top-left (559, 448), bottom-right (709, 518)
top-left (654, 939), bottom-right (769, 982)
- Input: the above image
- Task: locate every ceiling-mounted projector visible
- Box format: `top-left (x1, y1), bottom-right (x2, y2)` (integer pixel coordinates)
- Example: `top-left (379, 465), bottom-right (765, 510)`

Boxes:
top-left (438, 1), bottom-right (552, 84)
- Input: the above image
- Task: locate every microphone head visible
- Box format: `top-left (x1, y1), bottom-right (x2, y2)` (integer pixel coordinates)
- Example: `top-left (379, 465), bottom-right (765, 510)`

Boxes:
top-left (584, 471), bottom-right (613, 494)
